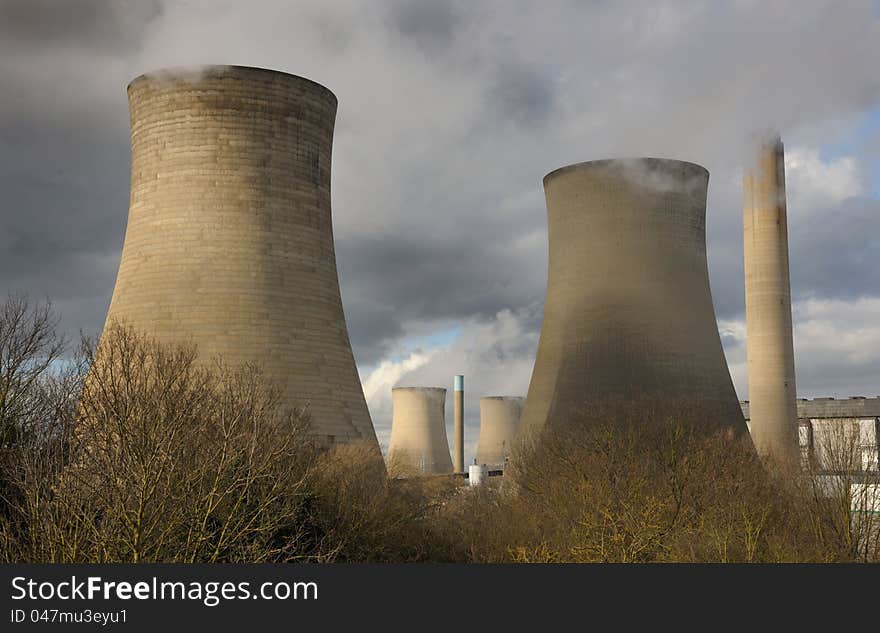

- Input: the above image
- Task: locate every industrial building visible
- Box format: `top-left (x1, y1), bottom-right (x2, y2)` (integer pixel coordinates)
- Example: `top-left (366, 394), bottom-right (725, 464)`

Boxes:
top-left (386, 387), bottom-right (454, 475)
top-left (102, 65), bottom-right (377, 448)
top-left (743, 135), bottom-right (799, 460)
top-left (476, 396), bottom-right (524, 467)
top-left (518, 158), bottom-right (747, 437)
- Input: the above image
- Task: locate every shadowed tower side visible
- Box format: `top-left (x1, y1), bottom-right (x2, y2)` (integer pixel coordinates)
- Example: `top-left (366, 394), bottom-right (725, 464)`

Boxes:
top-left (743, 135), bottom-right (798, 459)
top-left (104, 65), bottom-right (377, 449)
top-left (519, 158), bottom-right (747, 438)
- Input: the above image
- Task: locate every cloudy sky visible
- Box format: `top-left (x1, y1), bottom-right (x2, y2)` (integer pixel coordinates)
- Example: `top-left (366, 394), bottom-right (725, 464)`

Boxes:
top-left (1, 0), bottom-right (878, 460)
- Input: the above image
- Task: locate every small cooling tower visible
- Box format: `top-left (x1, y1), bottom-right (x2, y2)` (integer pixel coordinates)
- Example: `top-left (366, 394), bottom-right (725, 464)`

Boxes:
top-left (519, 159), bottom-right (747, 437)
top-left (386, 387), bottom-right (453, 475)
top-left (103, 66), bottom-right (377, 448)
top-left (476, 396), bottom-right (525, 466)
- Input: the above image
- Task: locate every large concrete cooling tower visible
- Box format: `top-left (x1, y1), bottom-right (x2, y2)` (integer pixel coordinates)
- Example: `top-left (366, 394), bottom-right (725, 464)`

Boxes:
top-left (476, 396), bottom-right (525, 466)
top-left (386, 387), bottom-right (453, 475)
top-left (519, 158), bottom-right (747, 437)
top-left (743, 135), bottom-right (798, 459)
top-left (104, 65), bottom-right (377, 448)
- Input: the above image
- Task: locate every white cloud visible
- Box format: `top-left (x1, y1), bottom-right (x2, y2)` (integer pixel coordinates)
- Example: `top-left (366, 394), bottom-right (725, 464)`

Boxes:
top-left (719, 298), bottom-right (880, 402)
top-left (785, 147), bottom-right (864, 217)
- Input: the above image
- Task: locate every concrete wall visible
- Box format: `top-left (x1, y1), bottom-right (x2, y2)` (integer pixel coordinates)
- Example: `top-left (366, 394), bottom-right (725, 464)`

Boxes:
top-left (386, 387), bottom-right (453, 475)
top-left (476, 396), bottom-right (524, 466)
top-left (519, 158), bottom-right (747, 437)
top-left (743, 136), bottom-right (798, 459)
top-left (105, 65), bottom-right (377, 448)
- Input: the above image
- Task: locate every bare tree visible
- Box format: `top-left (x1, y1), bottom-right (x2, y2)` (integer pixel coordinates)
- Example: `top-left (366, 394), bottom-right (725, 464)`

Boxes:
top-left (2, 323), bottom-right (319, 562)
top-left (0, 293), bottom-right (66, 451)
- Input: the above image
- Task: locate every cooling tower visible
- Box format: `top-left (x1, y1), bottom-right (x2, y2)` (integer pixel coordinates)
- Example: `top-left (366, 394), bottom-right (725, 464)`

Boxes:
top-left (104, 65), bottom-right (377, 448)
top-left (743, 135), bottom-right (798, 459)
top-left (519, 158), bottom-right (747, 437)
top-left (476, 396), bottom-right (525, 466)
top-left (386, 387), bottom-right (453, 475)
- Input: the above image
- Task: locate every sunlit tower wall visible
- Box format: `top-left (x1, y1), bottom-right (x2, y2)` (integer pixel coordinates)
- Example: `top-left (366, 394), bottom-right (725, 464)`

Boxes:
top-left (743, 135), bottom-right (798, 460)
top-left (453, 375), bottom-right (464, 473)
top-left (104, 65), bottom-right (378, 449)
top-left (476, 396), bottom-right (525, 466)
top-left (386, 387), bottom-right (453, 476)
top-left (518, 159), bottom-right (748, 438)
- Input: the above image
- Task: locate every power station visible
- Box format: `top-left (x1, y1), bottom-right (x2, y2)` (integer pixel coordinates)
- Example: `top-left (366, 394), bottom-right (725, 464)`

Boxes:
top-left (103, 66), bottom-right (377, 448)
top-left (743, 135), bottom-right (798, 460)
top-left (96, 64), bottom-right (865, 490)
top-left (476, 396), bottom-right (524, 466)
top-left (519, 159), bottom-right (748, 437)
top-left (386, 387), bottom-right (454, 475)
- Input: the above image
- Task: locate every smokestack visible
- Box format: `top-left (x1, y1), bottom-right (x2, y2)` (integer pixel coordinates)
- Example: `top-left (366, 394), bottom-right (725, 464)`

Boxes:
top-left (453, 375), bottom-right (464, 473)
top-left (519, 158), bottom-right (747, 437)
top-left (743, 134), bottom-right (798, 460)
top-left (386, 387), bottom-right (453, 476)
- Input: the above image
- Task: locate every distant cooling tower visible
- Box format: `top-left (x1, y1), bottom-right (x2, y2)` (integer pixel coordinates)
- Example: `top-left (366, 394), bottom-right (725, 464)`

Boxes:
top-left (386, 388), bottom-right (453, 475)
top-left (476, 396), bottom-right (525, 466)
top-left (519, 159), bottom-right (748, 437)
top-left (743, 135), bottom-right (798, 459)
top-left (104, 66), bottom-right (377, 448)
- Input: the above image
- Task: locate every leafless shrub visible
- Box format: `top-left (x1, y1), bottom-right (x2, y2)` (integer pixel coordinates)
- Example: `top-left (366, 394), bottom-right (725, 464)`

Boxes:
top-left (304, 441), bottom-right (460, 562)
top-left (1, 323), bottom-right (318, 562)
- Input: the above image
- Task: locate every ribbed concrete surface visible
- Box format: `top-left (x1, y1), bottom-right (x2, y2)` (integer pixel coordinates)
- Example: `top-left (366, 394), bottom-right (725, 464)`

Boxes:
top-left (743, 136), bottom-right (798, 458)
top-left (476, 396), bottom-right (524, 466)
top-left (519, 158), bottom-right (747, 436)
top-left (105, 66), bottom-right (377, 447)
top-left (386, 387), bottom-right (453, 475)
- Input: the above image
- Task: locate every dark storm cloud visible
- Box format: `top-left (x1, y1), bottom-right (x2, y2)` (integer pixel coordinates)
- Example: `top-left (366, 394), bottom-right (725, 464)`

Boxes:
top-left (0, 0), bottom-right (161, 338)
top-left (390, 0), bottom-right (462, 54)
top-left (0, 0), bottom-right (162, 52)
top-left (490, 63), bottom-right (558, 126)
top-left (0, 0), bottom-right (878, 403)
top-left (791, 196), bottom-right (880, 301)
top-left (337, 230), bottom-right (546, 366)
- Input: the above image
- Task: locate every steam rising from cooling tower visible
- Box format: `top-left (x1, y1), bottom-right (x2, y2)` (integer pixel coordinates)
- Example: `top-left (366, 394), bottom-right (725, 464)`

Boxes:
top-left (387, 387), bottom-right (454, 476)
top-left (103, 65), bottom-right (378, 448)
top-left (743, 134), bottom-right (798, 459)
top-left (518, 158), bottom-right (748, 436)
top-left (476, 396), bottom-right (525, 466)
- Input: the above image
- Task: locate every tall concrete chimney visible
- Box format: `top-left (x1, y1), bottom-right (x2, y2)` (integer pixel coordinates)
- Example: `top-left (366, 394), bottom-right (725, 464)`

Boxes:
top-left (103, 66), bottom-right (378, 449)
top-left (453, 375), bottom-right (464, 473)
top-left (743, 135), bottom-right (798, 460)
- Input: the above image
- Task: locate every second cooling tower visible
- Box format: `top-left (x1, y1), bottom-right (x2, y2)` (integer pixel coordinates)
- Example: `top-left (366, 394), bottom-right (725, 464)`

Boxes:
top-left (476, 396), bottom-right (525, 466)
top-left (104, 66), bottom-right (377, 448)
top-left (387, 388), bottom-right (453, 475)
top-left (519, 159), bottom-right (747, 436)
